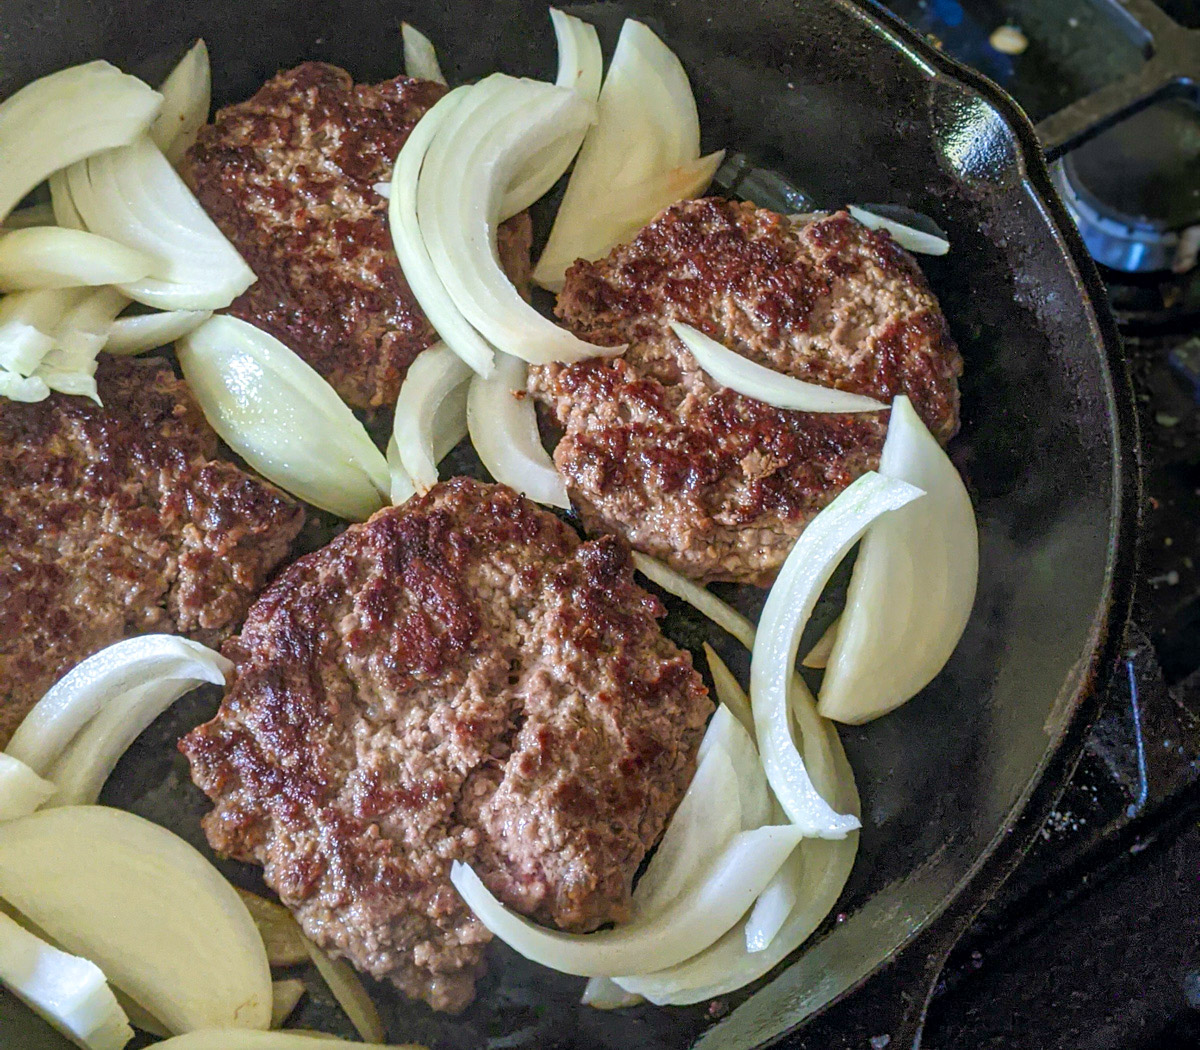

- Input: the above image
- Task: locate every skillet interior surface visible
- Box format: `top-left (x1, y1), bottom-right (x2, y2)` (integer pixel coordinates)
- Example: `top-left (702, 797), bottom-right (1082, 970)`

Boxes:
top-left (0, 1), bottom-right (1135, 1048)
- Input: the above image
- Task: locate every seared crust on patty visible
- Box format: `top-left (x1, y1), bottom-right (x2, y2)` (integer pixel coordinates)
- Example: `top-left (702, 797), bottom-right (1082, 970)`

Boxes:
top-left (183, 62), bottom-right (532, 410)
top-left (180, 478), bottom-right (711, 1013)
top-left (0, 357), bottom-right (304, 745)
top-left (529, 199), bottom-right (963, 586)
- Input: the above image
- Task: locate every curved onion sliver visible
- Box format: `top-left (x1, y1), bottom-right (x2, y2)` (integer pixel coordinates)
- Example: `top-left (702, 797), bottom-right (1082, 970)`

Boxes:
top-left (151, 40), bottom-right (211, 166)
top-left (0, 753), bottom-right (55, 821)
top-left (39, 287), bottom-right (128, 401)
top-left (177, 316), bottom-right (389, 520)
top-left (0, 806), bottom-right (271, 1033)
top-left (751, 470), bottom-right (921, 837)
top-left (270, 980), bottom-right (305, 1029)
top-left (402, 23), bottom-right (446, 84)
top-left (0, 909), bottom-right (133, 1050)
top-left (802, 616), bottom-right (839, 669)
top-left (49, 170), bottom-right (85, 230)
top-left (580, 977), bottom-right (643, 1010)
top-left (467, 350), bottom-right (569, 508)
top-left (65, 135), bottom-right (254, 310)
top-left (0, 287), bottom-right (88, 375)
top-left (104, 308), bottom-right (212, 355)
top-left (233, 891), bottom-right (308, 968)
top-left (744, 842), bottom-right (798, 954)
top-left (0, 61), bottom-right (161, 222)
top-left (392, 341), bottom-right (472, 494)
top-left (671, 323), bottom-right (886, 414)
top-left (701, 643), bottom-right (754, 740)
top-left (819, 395), bottom-right (978, 723)
top-left (630, 552), bottom-right (756, 650)
top-left (847, 205), bottom-right (949, 255)
top-left (0, 227), bottom-right (154, 292)
top-left (417, 73), bottom-right (613, 364)
top-left (300, 937), bottom-right (386, 1044)
top-left (0, 371), bottom-right (48, 401)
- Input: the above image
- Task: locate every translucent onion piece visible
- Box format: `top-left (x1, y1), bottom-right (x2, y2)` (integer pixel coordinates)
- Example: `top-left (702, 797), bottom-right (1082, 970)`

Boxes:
top-left (614, 677), bottom-right (860, 1004)
top-left (467, 350), bottom-right (569, 508)
top-left (151, 40), bottom-right (211, 166)
top-left (0, 753), bottom-right (55, 821)
top-left (388, 87), bottom-right (495, 376)
top-left (671, 323), bottom-right (886, 414)
top-left (702, 643), bottom-right (754, 737)
top-left (0, 61), bottom-right (162, 222)
top-left (392, 342), bottom-right (472, 493)
top-left (401, 24), bottom-right (446, 84)
top-left (104, 308), bottom-right (211, 354)
top-left (270, 980), bottom-right (306, 1029)
top-left (0, 806), bottom-right (271, 1032)
top-left (751, 470), bottom-right (921, 837)
top-left (1, 203), bottom-right (56, 230)
top-left (301, 937), bottom-right (386, 1044)
top-left (580, 977), bottom-right (644, 1010)
top-left (0, 287), bottom-right (89, 374)
top-left (40, 287), bottom-right (129, 403)
top-left (65, 135), bottom-right (254, 310)
top-left (0, 227), bottom-right (154, 292)
top-left (744, 845), bottom-right (798, 953)
top-left (418, 74), bottom-right (613, 365)
top-left (0, 909), bottom-right (133, 1050)
top-left (177, 316), bottom-right (389, 520)
top-left (148, 1033), bottom-right (426, 1049)
top-left (697, 705), bottom-right (771, 833)
top-left (234, 890), bottom-right (308, 968)
top-left (0, 370), bottom-right (49, 401)
top-left (630, 552), bottom-right (756, 650)
top-left (819, 395), bottom-right (978, 723)
top-left (387, 379), bottom-right (467, 504)
top-left (453, 823), bottom-right (801, 977)
top-left (6, 634), bottom-right (228, 776)
top-left (500, 10), bottom-right (602, 219)
top-left (847, 205), bottom-right (949, 255)
top-left (49, 170), bottom-right (85, 230)
top-left (0, 322), bottom-right (53, 376)
top-left (802, 617), bottom-right (839, 669)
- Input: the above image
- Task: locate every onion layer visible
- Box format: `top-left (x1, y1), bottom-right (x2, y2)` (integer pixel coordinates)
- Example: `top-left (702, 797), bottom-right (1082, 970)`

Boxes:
top-left (178, 316), bottom-right (390, 520)
top-left (580, 977), bottom-right (643, 1010)
top-left (39, 286), bottom-right (129, 401)
top-left (847, 205), bottom-right (949, 255)
top-left (802, 617), bottom-right (839, 669)
top-left (467, 350), bottom-right (569, 508)
top-left (0, 287), bottom-right (88, 375)
top-left (392, 341), bottom-right (472, 494)
top-left (630, 552), bottom-right (756, 650)
top-left (819, 395), bottom-right (978, 723)
top-left (0, 227), bottom-right (154, 292)
top-left (151, 40), bottom-right (211, 166)
top-left (402, 24), bottom-right (447, 84)
top-left (301, 937), bottom-right (386, 1044)
top-left (0, 371), bottom-right (49, 401)
top-left (0, 61), bottom-right (162, 222)
top-left (751, 470), bottom-right (922, 837)
top-left (702, 643), bottom-right (754, 737)
top-left (104, 308), bottom-right (212, 354)
top-left (671, 323), bottom-right (886, 414)
top-left (234, 890), bottom-right (308, 968)
top-left (0, 806), bottom-right (271, 1033)
top-left (0, 753), bottom-right (55, 821)
top-left (270, 980), bottom-right (306, 1029)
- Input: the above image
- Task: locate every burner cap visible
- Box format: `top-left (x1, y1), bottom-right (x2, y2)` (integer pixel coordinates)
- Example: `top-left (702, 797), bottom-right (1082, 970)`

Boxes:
top-left (1054, 100), bottom-right (1200, 274)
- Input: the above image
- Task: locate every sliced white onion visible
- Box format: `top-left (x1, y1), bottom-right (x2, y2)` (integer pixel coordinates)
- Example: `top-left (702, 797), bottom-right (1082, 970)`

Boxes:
top-left (49, 170), bottom-right (84, 230)
top-left (39, 286), bottom-right (129, 402)
top-left (847, 205), bottom-right (949, 256)
top-left (6, 635), bottom-right (228, 776)
top-left (0, 370), bottom-right (49, 401)
top-left (744, 844), bottom-right (799, 954)
top-left (0, 909), bottom-right (133, 1050)
top-left (630, 551), bottom-right (756, 650)
top-left (386, 379), bottom-right (466, 505)
top-left (802, 617), bottom-right (839, 669)
top-left (501, 10), bottom-right (602, 219)
top-left (532, 19), bottom-right (712, 291)
top-left (0, 806), bottom-right (271, 1032)
top-left (104, 308), bottom-right (212, 354)
top-left (401, 23), bottom-right (447, 84)
top-left (580, 977), bottom-right (643, 1010)
top-left (751, 470), bottom-right (922, 837)
top-left (301, 937), bottom-right (385, 1044)
top-left (392, 341), bottom-right (472, 493)
top-left (151, 40), bottom-right (211, 166)
top-left (671, 323), bottom-right (886, 414)
top-left (177, 316), bottom-right (389, 520)
top-left (0, 227), bottom-right (154, 292)
top-left (695, 705), bottom-right (770, 832)
top-left (146, 1034), bottom-right (420, 1049)
top-left (467, 350), bottom-right (569, 508)
top-left (0, 61), bottom-right (162, 222)
top-left (0, 753), bottom-right (55, 821)
top-left (701, 643), bottom-right (754, 738)
top-left (0, 287), bottom-right (88, 375)
top-left (417, 74), bottom-right (614, 365)
top-left (234, 890), bottom-right (308, 968)
top-left (1, 202), bottom-right (55, 230)
top-left (453, 823), bottom-right (801, 978)
top-left (819, 395), bottom-right (978, 723)
top-left (65, 135), bottom-right (254, 310)
top-left (388, 87), bottom-right (496, 376)
top-left (270, 979), bottom-right (306, 1029)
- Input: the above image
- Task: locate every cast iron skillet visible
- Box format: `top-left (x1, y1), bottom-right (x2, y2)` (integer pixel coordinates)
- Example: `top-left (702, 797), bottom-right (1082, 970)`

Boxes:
top-left (0, 1), bottom-right (1138, 1048)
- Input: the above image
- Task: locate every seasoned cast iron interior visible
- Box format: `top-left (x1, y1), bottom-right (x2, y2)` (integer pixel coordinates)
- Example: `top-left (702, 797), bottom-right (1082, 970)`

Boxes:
top-left (0, 1), bottom-right (1131, 1048)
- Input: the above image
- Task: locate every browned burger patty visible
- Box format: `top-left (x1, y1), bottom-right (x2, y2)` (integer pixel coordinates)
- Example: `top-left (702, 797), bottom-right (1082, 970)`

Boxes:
top-left (529, 199), bottom-right (963, 586)
top-left (0, 356), bottom-right (304, 746)
top-left (183, 62), bottom-right (532, 411)
top-left (180, 477), bottom-right (711, 1013)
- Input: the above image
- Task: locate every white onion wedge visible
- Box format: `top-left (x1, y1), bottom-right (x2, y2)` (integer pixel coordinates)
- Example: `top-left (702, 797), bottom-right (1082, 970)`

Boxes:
top-left (6, 634), bottom-right (228, 776)
top-left (819, 395), bottom-right (978, 723)
top-left (671, 323), bottom-right (887, 414)
top-left (580, 977), bottom-right (644, 1010)
top-left (751, 470), bottom-right (922, 837)
top-left (802, 617), bottom-right (839, 669)
top-left (104, 308), bottom-right (211, 354)
top-left (0, 227), bottom-right (154, 292)
top-left (1, 202), bottom-right (55, 230)
top-left (417, 74), bottom-right (613, 364)
top-left (453, 823), bottom-right (801, 977)
top-left (392, 341), bottom-right (472, 494)
top-left (847, 205), bottom-right (949, 255)
top-left (0, 287), bottom-right (88, 375)
top-left (40, 287), bottom-right (129, 401)
top-left (0, 909), bottom-right (133, 1050)
top-left (0, 806), bottom-right (271, 1032)
top-left (0, 371), bottom-right (48, 401)
top-left (388, 87), bottom-right (496, 376)
top-left (387, 378), bottom-right (467, 503)
top-left (467, 350), bottom-right (569, 508)
top-left (630, 552), bottom-right (756, 650)
top-left (702, 643), bottom-right (754, 737)
top-left (147, 1034), bottom-right (423, 1049)
top-left (178, 316), bottom-right (389, 520)
top-left (151, 40), bottom-right (211, 166)
top-left (501, 10), bottom-right (602, 219)
top-left (65, 135), bottom-right (254, 310)
top-left (0, 61), bottom-right (162, 222)
top-left (270, 980), bottom-right (306, 1029)
top-left (402, 24), bottom-right (447, 85)
top-left (301, 937), bottom-right (385, 1044)
top-left (0, 753), bottom-right (55, 821)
